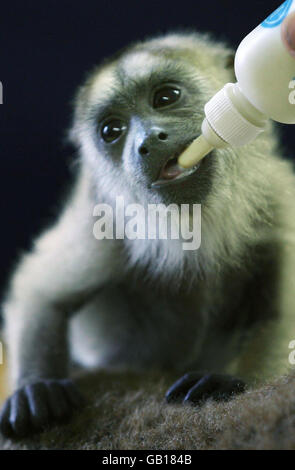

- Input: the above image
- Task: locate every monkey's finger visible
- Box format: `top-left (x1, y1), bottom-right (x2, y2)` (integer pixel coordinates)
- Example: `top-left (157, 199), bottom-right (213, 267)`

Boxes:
top-left (25, 382), bottom-right (50, 430)
top-left (0, 398), bottom-right (13, 437)
top-left (9, 389), bottom-right (30, 436)
top-left (165, 372), bottom-right (205, 403)
top-left (61, 379), bottom-right (85, 408)
top-left (45, 381), bottom-right (71, 421)
top-left (210, 378), bottom-right (246, 402)
top-left (183, 374), bottom-right (220, 405)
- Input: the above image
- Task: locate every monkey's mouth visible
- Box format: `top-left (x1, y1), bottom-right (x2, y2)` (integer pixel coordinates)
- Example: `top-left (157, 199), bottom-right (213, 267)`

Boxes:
top-left (151, 150), bottom-right (201, 189)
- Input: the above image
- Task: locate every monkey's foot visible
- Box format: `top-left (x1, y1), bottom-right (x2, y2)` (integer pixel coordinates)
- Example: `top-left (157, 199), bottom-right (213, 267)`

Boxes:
top-left (0, 379), bottom-right (84, 438)
top-left (165, 372), bottom-right (246, 405)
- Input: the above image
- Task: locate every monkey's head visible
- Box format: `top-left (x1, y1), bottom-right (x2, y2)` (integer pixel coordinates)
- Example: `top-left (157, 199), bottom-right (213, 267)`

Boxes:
top-left (70, 33), bottom-right (277, 279)
top-left (71, 33), bottom-right (238, 207)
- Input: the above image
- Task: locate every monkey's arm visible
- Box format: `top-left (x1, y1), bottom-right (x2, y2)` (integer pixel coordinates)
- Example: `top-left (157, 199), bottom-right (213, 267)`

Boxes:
top-left (0, 169), bottom-right (121, 436)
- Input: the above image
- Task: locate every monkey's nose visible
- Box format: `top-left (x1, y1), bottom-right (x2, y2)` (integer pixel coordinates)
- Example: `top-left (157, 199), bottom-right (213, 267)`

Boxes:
top-left (139, 145), bottom-right (149, 156)
top-left (138, 131), bottom-right (169, 156)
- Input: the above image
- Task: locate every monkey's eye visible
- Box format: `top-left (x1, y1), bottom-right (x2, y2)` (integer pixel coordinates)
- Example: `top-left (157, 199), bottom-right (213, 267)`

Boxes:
top-left (153, 87), bottom-right (181, 109)
top-left (101, 119), bottom-right (127, 143)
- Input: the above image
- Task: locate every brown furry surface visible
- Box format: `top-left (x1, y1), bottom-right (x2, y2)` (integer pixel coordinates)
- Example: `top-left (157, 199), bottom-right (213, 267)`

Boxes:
top-left (1, 370), bottom-right (295, 450)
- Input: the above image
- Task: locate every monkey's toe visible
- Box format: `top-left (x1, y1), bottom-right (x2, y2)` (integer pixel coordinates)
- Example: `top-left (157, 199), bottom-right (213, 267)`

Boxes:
top-left (0, 379), bottom-right (85, 438)
top-left (165, 372), bottom-right (246, 405)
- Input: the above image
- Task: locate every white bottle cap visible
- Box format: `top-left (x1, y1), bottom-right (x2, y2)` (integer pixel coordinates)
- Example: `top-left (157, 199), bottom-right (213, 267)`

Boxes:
top-left (204, 83), bottom-right (267, 147)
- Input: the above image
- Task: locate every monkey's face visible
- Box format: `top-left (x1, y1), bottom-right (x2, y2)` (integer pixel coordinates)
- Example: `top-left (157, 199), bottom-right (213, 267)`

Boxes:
top-left (73, 34), bottom-right (235, 206)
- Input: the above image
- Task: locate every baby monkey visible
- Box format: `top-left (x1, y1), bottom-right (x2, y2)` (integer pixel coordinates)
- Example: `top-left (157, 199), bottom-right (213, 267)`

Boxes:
top-left (1, 32), bottom-right (295, 437)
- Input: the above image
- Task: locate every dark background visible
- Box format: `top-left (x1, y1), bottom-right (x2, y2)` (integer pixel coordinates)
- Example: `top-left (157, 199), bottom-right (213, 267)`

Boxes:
top-left (0, 0), bottom-right (294, 296)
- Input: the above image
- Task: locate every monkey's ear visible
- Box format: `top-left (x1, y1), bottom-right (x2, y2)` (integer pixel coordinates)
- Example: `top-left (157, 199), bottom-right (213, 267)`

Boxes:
top-left (223, 51), bottom-right (236, 81)
top-left (225, 52), bottom-right (235, 70)
top-left (211, 44), bottom-right (236, 78)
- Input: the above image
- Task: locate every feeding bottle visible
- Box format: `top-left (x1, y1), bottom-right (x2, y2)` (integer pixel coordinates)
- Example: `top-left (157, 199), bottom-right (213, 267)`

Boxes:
top-left (178, 0), bottom-right (295, 169)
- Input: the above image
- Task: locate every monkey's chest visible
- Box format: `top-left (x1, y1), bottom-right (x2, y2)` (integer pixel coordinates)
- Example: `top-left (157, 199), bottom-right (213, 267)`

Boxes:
top-left (71, 280), bottom-right (207, 371)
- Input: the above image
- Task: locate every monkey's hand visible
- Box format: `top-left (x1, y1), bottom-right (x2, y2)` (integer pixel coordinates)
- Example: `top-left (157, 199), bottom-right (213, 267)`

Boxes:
top-left (165, 372), bottom-right (246, 405)
top-left (0, 379), bottom-right (84, 438)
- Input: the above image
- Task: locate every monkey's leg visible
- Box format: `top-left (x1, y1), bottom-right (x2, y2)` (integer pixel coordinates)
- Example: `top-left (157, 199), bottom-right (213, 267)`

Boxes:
top-left (229, 240), bottom-right (295, 384)
top-left (165, 243), bottom-right (289, 406)
top-left (228, 316), bottom-right (295, 383)
top-left (165, 314), bottom-right (291, 406)
top-left (167, 239), bottom-right (295, 406)
top-left (0, 171), bottom-right (121, 437)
